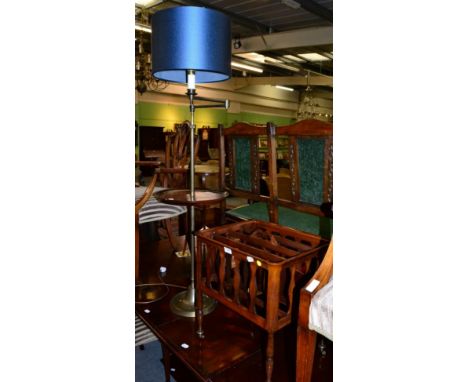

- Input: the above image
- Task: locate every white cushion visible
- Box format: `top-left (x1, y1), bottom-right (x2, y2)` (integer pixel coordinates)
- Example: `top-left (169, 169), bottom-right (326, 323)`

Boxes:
top-left (308, 276), bottom-right (333, 341)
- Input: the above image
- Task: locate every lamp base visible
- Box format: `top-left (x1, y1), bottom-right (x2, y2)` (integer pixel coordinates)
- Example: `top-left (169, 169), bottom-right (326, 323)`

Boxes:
top-left (136, 284), bottom-right (168, 304)
top-left (169, 285), bottom-right (216, 317)
top-left (175, 248), bottom-right (191, 258)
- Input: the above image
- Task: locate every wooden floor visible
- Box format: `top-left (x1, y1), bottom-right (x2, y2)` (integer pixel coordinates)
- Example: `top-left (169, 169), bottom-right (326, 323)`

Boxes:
top-left (136, 217), bottom-right (332, 381)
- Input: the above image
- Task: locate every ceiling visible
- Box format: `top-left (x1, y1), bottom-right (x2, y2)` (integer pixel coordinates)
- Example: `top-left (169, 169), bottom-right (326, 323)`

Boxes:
top-left (135, 0), bottom-right (333, 92)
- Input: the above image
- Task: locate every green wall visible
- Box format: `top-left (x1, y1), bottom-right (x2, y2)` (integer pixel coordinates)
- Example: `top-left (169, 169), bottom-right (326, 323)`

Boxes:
top-left (136, 101), bottom-right (295, 129)
top-left (135, 101), bottom-right (296, 158)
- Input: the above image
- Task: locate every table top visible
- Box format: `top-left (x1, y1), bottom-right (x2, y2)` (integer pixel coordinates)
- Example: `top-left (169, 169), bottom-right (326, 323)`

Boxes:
top-left (155, 189), bottom-right (228, 207)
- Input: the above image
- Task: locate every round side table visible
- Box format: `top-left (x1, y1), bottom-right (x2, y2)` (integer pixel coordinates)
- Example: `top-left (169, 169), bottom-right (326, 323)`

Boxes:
top-left (154, 189), bottom-right (228, 317)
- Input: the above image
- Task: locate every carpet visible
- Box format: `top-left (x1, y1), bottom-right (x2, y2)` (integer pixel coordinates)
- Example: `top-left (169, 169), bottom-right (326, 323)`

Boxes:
top-left (135, 340), bottom-right (176, 382)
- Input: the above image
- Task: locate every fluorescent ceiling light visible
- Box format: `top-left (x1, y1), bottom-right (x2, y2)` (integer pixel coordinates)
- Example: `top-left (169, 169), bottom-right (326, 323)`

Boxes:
top-left (231, 61), bottom-right (263, 73)
top-left (235, 52), bottom-right (283, 64)
top-left (273, 63), bottom-right (300, 72)
top-left (275, 85), bottom-right (294, 92)
top-left (281, 0), bottom-right (301, 9)
top-left (236, 53), bottom-right (298, 72)
top-left (235, 52), bottom-right (265, 63)
top-left (135, 23), bottom-right (152, 33)
top-left (264, 56), bottom-right (283, 63)
top-left (282, 55), bottom-right (306, 63)
top-left (135, 0), bottom-right (163, 7)
top-left (298, 53), bottom-right (330, 61)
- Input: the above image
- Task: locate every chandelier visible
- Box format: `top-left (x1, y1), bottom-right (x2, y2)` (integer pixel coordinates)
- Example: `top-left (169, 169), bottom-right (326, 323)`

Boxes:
top-left (135, 33), bottom-right (168, 95)
top-left (296, 72), bottom-right (333, 122)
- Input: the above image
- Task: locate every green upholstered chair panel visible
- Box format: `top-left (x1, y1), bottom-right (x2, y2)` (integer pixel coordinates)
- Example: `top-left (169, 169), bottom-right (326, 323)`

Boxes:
top-left (227, 203), bottom-right (332, 239)
top-left (234, 137), bottom-right (252, 192)
top-left (226, 202), bottom-right (269, 221)
top-left (297, 138), bottom-right (325, 205)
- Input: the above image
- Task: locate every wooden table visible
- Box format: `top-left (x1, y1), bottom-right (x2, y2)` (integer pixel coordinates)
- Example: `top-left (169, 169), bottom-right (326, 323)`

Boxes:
top-left (154, 189), bottom-right (229, 318)
top-left (135, 234), bottom-right (332, 382)
top-left (155, 189), bottom-right (228, 207)
top-left (156, 188), bottom-right (228, 229)
top-left (137, 296), bottom-right (264, 382)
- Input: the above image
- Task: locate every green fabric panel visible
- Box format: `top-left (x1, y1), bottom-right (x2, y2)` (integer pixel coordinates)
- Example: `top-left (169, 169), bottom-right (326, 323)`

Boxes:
top-left (227, 203), bottom-right (332, 239)
top-left (297, 138), bottom-right (325, 205)
top-left (234, 137), bottom-right (252, 191)
top-left (227, 202), bottom-right (270, 221)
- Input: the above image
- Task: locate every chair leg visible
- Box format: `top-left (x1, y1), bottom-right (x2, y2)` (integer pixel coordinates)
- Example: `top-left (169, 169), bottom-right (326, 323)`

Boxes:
top-left (296, 327), bottom-right (317, 382)
top-left (135, 221), bottom-right (140, 282)
top-left (163, 218), bottom-right (179, 252)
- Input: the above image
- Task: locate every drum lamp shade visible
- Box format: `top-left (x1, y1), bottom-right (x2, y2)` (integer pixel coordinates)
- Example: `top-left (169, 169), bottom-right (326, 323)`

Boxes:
top-left (151, 6), bottom-right (232, 84)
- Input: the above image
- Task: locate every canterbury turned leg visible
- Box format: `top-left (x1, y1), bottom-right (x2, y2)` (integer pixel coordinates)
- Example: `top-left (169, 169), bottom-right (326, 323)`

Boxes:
top-left (266, 332), bottom-right (274, 382)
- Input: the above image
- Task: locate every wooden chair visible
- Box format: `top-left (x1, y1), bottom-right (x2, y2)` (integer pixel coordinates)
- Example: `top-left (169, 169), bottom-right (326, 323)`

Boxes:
top-left (135, 169), bottom-right (186, 303)
top-left (135, 170), bottom-right (159, 284)
top-left (268, 119), bottom-right (333, 239)
top-left (218, 122), bottom-right (276, 221)
top-left (296, 240), bottom-right (333, 382)
top-left (161, 120), bottom-right (200, 189)
top-left (135, 121), bottom-right (200, 256)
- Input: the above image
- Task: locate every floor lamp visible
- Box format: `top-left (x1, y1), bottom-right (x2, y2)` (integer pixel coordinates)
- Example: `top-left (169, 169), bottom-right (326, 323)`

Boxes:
top-left (151, 6), bottom-right (231, 317)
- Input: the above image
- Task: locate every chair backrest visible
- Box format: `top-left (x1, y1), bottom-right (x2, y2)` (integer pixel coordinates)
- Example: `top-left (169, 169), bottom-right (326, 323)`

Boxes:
top-left (219, 122), bottom-right (276, 214)
top-left (135, 170), bottom-right (158, 282)
top-left (162, 121), bottom-right (199, 188)
top-left (270, 119), bottom-right (333, 217)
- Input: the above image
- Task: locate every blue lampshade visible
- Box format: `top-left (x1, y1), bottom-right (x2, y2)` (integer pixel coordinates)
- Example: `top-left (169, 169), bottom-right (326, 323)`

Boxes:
top-left (151, 6), bottom-right (231, 84)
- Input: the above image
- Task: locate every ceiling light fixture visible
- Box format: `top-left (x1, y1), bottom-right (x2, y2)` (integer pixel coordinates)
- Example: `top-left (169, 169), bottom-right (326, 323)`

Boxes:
top-left (231, 61), bottom-right (263, 73)
top-left (274, 63), bottom-right (300, 72)
top-left (235, 53), bottom-right (298, 72)
top-left (236, 52), bottom-right (283, 64)
top-left (297, 72), bottom-right (332, 122)
top-left (135, 23), bottom-right (152, 33)
top-left (135, 39), bottom-right (168, 94)
top-left (298, 53), bottom-right (330, 62)
top-left (135, 0), bottom-right (164, 8)
top-left (275, 85), bottom-right (294, 92)
top-left (281, 0), bottom-right (301, 9)
top-left (264, 56), bottom-right (283, 63)
top-left (282, 54), bottom-right (306, 63)
top-left (235, 52), bottom-right (264, 63)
